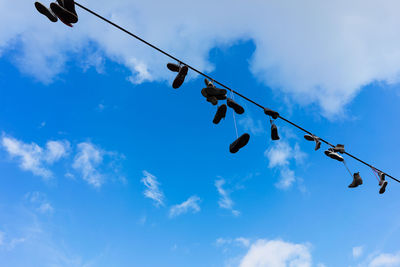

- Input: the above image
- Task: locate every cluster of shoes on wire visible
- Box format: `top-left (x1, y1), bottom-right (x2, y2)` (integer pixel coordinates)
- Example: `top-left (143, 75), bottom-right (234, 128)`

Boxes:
top-left (304, 135), bottom-right (388, 194)
top-left (167, 62), bottom-right (389, 194)
top-left (34, 0), bottom-right (78, 27)
top-left (167, 62), bottom-right (281, 154)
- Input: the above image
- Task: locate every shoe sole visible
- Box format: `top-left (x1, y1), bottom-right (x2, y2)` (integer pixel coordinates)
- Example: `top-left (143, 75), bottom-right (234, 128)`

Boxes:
top-left (229, 134), bottom-right (250, 154)
top-left (213, 105), bottom-right (227, 124)
top-left (227, 99), bottom-right (244, 115)
top-left (35, 2), bottom-right (58, 22)
top-left (50, 3), bottom-right (77, 26)
top-left (172, 66), bottom-right (188, 89)
top-left (167, 63), bottom-right (180, 72)
top-left (379, 181), bottom-right (388, 194)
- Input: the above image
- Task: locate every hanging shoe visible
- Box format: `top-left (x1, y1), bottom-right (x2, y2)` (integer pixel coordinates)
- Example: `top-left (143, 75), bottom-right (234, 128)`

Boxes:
top-left (379, 180), bottom-right (388, 194)
top-left (264, 108), bottom-right (279, 120)
top-left (172, 65), bottom-right (188, 89)
top-left (304, 134), bottom-right (321, 151)
top-left (206, 96), bottom-right (218, 106)
top-left (203, 86), bottom-right (227, 97)
top-left (378, 172), bottom-right (386, 186)
top-left (324, 148), bottom-right (344, 162)
top-left (50, 2), bottom-right (76, 27)
top-left (348, 172), bottom-right (363, 188)
top-left (314, 138), bottom-right (321, 151)
top-left (271, 123), bottom-right (280, 141)
top-left (213, 104), bottom-right (227, 124)
top-left (204, 78), bottom-right (214, 88)
top-left (227, 98), bottom-right (244, 115)
top-left (229, 133), bottom-right (250, 154)
top-left (304, 134), bottom-right (315, 141)
top-left (333, 144), bottom-right (345, 154)
top-left (167, 63), bottom-right (180, 72)
top-left (34, 2), bottom-right (58, 22)
top-left (62, 0), bottom-right (78, 22)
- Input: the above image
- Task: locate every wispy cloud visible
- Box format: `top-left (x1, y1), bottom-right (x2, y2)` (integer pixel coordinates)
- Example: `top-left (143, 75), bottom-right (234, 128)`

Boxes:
top-left (216, 237), bottom-right (251, 248)
top-left (238, 115), bottom-right (265, 136)
top-left (238, 239), bottom-right (312, 267)
top-left (141, 171), bottom-right (165, 207)
top-left (169, 196), bottom-right (201, 218)
top-left (353, 246), bottom-right (364, 259)
top-left (1, 134), bottom-right (70, 178)
top-left (264, 141), bottom-right (307, 190)
top-left (72, 142), bottom-right (105, 188)
top-left (25, 192), bottom-right (54, 215)
top-left (215, 178), bottom-right (240, 216)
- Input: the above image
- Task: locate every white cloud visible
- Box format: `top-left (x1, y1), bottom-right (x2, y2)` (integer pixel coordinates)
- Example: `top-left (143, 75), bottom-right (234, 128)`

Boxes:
top-left (72, 142), bottom-right (104, 188)
top-left (141, 171), bottom-right (165, 207)
top-left (2, 0), bottom-right (400, 115)
top-left (265, 141), bottom-right (307, 190)
top-left (169, 195), bottom-right (201, 218)
top-left (238, 116), bottom-right (265, 136)
top-left (1, 135), bottom-right (69, 178)
top-left (353, 246), bottom-right (364, 259)
top-left (368, 252), bottom-right (400, 267)
top-left (239, 239), bottom-right (312, 267)
top-left (215, 178), bottom-right (240, 216)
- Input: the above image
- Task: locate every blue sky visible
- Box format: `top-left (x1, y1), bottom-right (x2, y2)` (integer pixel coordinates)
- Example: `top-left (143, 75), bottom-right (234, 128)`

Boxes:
top-left (0, 1), bottom-right (400, 266)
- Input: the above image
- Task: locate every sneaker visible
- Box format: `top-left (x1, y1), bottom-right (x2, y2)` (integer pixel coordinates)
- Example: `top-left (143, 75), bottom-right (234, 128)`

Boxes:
top-left (167, 63), bottom-right (180, 72)
top-left (172, 65), bottom-right (188, 89)
top-left (62, 0), bottom-right (78, 22)
top-left (304, 134), bottom-right (315, 141)
top-left (271, 123), bottom-right (280, 141)
top-left (348, 172), bottom-right (363, 188)
top-left (379, 180), bottom-right (388, 194)
top-left (324, 148), bottom-right (344, 162)
top-left (34, 2), bottom-right (58, 22)
top-left (204, 78), bottom-right (213, 87)
top-left (229, 133), bottom-right (250, 154)
top-left (379, 172), bottom-right (386, 186)
top-left (264, 108), bottom-right (279, 119)
top-left (333, 144), bottom-right (345, 154)
top-left (227, 98), bottom-right (244, 115)
top-left (50, 2), bottom-right (76, 27)
top-left (315, 138), bottom-right (321, 151)
top-left (206, 96), bottom-right (218, 106)
top-left (213, 104), bottom-right (227, 124)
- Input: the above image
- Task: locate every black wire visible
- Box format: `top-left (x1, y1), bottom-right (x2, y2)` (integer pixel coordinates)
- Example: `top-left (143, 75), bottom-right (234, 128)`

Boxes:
top-left (74, 2), bottom-right (400, 184)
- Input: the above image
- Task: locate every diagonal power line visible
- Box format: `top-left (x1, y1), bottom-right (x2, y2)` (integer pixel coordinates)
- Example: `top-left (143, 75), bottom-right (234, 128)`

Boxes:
top-left (74, 2), bottom-right (399, 184)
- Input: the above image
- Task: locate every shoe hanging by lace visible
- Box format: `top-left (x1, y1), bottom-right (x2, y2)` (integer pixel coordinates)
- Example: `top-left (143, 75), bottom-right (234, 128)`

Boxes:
top-left (66, 2), bottom-right (399, 186)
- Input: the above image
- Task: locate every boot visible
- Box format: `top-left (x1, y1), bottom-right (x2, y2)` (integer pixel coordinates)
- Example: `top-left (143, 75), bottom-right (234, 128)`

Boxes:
top-left (379, 181), bottom-right (388, 194)
top-left (333, 144), bottom-right (345, 154)
top-left (348, 172), bottom-right (363, 188)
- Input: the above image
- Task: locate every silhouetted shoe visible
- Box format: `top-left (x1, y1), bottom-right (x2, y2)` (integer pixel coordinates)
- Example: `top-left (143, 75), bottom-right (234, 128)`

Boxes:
top-left (348, 172), bottom-right (363, 188)
top-left (227, 98), bottom-right (244, 115)
top-left (379, 180), bottom-right (388, 194)
top-left (203, 86), bottom-right (227, 97)
top-left (229, 133), bottom-right (250, 154)
top-left (35, 2), bottom-right (58, 22)
top-left (379, 172), bottom-right (386, 186)
top-left (213, 104), bottom-right (227, 124)
top-left (50, 2), bottom-right (76, 26)
top-left (172, 65), bottom-right (188, 89)
top-left (324, 148), bottom-right (344, 162)
top-left (167, 63), bottom-right (180, 72)
top-left (304, 134), bottom-right (314, 141)
top-left (264, 108), bottom-right (279, 119)
top-left (333, 144), bottom-right (345, 154)
top-left (271, 123), bottom-right (280, 141)
top-left (62, 0), bottom-right (78, 22)
top-left (206, 96), bottom-right (218, 106)
top-left (314, 138), bottom-right (321, 151)
top-left (304, 134), bottom-right (321, 151)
